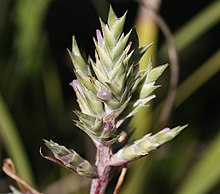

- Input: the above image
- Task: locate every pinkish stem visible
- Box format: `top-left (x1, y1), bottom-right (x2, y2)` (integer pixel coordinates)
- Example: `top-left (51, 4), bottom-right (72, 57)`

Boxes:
top-left (90, 143), bottom-right (112, 194)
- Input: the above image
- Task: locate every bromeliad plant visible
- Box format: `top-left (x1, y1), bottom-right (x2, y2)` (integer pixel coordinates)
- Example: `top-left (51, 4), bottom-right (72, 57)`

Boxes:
top-left (42, 6), bottom-right (186, 194)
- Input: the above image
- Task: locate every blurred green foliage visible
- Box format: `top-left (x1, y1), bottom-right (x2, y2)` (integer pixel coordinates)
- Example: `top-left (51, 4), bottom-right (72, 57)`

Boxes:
top-left (0, 0), bottom-right (220, 193)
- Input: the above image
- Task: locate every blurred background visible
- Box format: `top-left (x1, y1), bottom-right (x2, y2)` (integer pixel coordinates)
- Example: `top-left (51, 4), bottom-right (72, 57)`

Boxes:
top-left (0, 0), bottom-right (220, 193)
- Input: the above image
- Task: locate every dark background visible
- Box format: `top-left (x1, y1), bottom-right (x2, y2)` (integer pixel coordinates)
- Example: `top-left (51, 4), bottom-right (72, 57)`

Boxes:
top-left (0, 0), bottom-right (219, 193)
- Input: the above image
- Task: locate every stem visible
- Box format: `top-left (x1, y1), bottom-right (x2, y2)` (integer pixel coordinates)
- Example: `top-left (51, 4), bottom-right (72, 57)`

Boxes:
top-left (130, 0), bottom-right (161, 135)
top-left (90, 143), bottom-right (112, 194)
top-left (113, 167), bottom-right (127, 194)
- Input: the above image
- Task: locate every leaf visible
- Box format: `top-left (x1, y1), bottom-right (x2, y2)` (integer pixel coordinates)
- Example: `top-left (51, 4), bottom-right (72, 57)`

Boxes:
top-left (176, 133), bottom-right (220, 194)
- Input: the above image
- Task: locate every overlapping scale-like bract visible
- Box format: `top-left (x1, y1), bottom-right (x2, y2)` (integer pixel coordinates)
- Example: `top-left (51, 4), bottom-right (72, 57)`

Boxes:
top-left (68, 6), bottom-right (167, 143)
top-left (109, 125), bottom-right (187, 165)
top-left (42, 140), bottom-right (98, 178)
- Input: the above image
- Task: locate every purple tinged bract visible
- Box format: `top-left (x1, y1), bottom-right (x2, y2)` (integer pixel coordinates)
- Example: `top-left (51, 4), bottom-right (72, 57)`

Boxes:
top-left (97, 87), bottom-right (112, 100)
top-left (96, 29), bottom-right (104, 45)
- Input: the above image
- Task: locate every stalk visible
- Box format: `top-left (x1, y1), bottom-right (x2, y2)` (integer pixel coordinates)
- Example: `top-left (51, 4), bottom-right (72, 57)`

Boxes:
top-left (90, 143), bottom-right (112, 194)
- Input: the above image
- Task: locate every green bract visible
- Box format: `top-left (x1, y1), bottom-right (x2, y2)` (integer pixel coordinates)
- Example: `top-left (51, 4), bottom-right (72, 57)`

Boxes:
top-left (69, 6), bottom-right (168, 143)
top-left (42, 140), bottom-right (97, 178)
top-left (110, 125), bottom-right (187, 165)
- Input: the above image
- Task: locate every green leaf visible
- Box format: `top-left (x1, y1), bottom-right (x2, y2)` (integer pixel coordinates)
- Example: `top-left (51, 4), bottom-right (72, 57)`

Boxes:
top-left (176, 133), bottom-right (220, 194)
top-left (0, 94), bottom-right (35, 186)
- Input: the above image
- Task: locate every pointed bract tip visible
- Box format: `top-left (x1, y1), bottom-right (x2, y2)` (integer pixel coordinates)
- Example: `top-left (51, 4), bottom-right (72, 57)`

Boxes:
top-left (96, 29), bottom-right (103, 45)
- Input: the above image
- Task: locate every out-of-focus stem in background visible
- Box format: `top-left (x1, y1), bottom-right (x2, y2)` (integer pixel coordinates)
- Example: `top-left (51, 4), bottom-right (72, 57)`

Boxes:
top-left (130, 0), bottom-right (161, 137)
top-left (121, 1), bottom-right (161, 193)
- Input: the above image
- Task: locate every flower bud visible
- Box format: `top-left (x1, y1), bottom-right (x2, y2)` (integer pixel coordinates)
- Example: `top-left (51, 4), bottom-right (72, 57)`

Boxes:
top-left (97, 87), bottom-right (112, 101)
